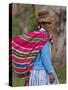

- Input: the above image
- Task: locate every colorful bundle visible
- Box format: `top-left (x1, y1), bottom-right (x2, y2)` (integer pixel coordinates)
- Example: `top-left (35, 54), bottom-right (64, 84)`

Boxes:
top-left (9, 29), bottom-right (49, 77)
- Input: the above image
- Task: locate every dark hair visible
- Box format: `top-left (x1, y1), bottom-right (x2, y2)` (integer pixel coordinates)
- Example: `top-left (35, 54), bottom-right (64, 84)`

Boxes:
top-left (36, 19), bottom-right (52, 29)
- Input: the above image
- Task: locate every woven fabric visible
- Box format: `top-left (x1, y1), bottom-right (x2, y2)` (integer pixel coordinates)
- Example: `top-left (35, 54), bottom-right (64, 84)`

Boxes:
top-left (9, 29), bottom-right (49, 77)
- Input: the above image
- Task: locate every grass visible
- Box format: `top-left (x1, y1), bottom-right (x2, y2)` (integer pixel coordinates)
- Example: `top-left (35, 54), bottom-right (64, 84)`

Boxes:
top-left (12, 72), bottom-right (26, 87)
top-left (53, 64), bottom-right (66, 84)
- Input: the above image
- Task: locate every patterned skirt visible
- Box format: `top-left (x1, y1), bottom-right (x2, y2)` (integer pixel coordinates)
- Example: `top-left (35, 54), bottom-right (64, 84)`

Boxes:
top-left (29, 69), bottom-right (59, 86)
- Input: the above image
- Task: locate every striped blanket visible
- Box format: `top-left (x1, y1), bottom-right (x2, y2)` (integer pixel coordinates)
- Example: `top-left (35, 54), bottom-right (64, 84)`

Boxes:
top-left (9, 29), bottom-right (50, 77)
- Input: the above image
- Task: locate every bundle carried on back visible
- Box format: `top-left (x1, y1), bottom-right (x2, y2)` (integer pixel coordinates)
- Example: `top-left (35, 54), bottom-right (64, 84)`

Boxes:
top-left (9, 29), bottom-right (49, 77)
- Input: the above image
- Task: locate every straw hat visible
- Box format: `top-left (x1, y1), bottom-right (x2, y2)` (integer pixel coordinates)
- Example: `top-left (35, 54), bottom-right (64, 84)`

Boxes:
top-left (35, 11), bottom-right (54, 24)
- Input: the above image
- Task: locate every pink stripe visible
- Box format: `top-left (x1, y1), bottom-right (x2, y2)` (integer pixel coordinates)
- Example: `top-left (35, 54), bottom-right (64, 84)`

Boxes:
top-left (14, 65), bottom-right (32, 72)
top-left (12, 47), bottom-right (29, 54)
top-left (13, 60), bottom-right (30, 65)
top-left (12, 46), bottom-right (40, 55)
top-left (13, 63), bottom-right (33, 70)
top-left (13, 37), bottom-right (46, 48)
top-left (12, 40), bottom-right (47, 52)
top-left (14, 35), bottom-right (38, 45)
top-left (25, 30), bottom-right (48, 38)
top-left (12, 41), bottom-right (32, 50)
top-left (12, 54), bottom-right (33, 63)
top-left (15, 36), bottom-right (39, 48)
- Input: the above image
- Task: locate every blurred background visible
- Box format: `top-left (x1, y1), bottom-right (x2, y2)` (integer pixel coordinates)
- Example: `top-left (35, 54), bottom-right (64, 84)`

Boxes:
top-left (10, 3), bottom-right (66, 86)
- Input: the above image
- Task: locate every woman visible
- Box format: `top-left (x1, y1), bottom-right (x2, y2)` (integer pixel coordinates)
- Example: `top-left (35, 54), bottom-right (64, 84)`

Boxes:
top-left (11, 12), bottom-right (59, 86)
top-left (28, 12), bottom-right (59, 86)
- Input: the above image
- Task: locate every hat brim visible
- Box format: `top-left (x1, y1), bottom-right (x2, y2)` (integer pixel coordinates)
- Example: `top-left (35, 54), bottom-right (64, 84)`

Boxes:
top-left (38, 16), bottom-right (54, 23)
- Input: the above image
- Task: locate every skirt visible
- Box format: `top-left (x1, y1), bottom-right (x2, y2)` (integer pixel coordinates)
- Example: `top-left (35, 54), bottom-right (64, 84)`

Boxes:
top-left (29, 69), bottom-right (59, 86)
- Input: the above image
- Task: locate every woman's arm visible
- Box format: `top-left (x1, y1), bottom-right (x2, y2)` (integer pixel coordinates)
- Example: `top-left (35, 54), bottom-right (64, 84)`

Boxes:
top-left (41, 41), bottom-right (55, 83)
top-left (41, 41), bottom-right (54, 73)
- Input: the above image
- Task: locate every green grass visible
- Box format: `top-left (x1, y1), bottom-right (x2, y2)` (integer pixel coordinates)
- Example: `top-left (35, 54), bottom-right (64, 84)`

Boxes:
top-left (54, 64), bottom-right (66, 84)
top-left (12, 73), bottom-right (26, 87)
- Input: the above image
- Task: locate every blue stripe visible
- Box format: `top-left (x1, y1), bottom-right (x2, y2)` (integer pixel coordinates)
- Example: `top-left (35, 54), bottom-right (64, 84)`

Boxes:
top-left (13, 59), bottom-right (35, 68)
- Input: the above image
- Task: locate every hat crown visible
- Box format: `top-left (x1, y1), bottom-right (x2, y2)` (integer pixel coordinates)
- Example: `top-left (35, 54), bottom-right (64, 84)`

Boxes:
top-left (37, 11), bottom-right (54, 23)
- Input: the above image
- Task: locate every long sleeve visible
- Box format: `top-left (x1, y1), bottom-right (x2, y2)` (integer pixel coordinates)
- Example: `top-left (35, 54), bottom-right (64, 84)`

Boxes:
top-left (41, 41), bottom-right (54, 73)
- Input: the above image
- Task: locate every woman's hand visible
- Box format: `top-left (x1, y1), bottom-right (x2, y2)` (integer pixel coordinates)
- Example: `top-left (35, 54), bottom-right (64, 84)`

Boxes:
top-left (49, 72), bottom-right (55, 84)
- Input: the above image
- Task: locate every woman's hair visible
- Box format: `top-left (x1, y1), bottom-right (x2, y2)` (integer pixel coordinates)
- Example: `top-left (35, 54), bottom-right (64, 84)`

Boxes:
top-left (35, 19), bottom-right (42, 28)
top-left (36, 11), bottom-right (50, 28)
